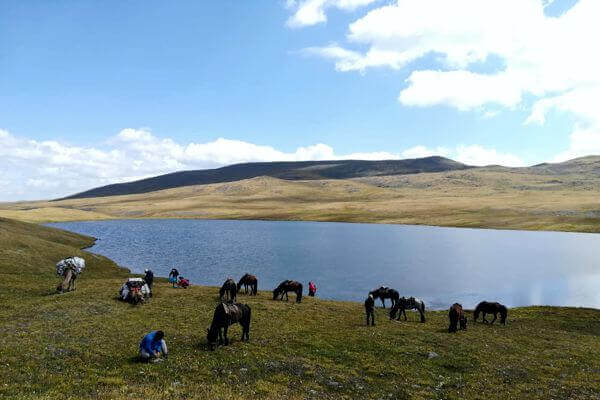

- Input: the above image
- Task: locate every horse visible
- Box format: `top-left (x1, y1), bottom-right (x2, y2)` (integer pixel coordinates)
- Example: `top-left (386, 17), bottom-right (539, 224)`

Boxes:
top-left (369, 287), bottom-right (399, 308)
top-left (206, 302), bottom-right (251, 350)
top-left (57, 267), bottom-right (77, 293)
top-left (272, 280), bottom-right (303, 303)
top-left (219, 278), bottom-right (237, 302)
top-left (237, 273), bottom-right (258, 295)
top-left (129, 285), bottom-right (146, 305)
top-left (389, 296), bottom-right (426, 323)
top-left (448, 303), bottom-right (467, 333)
top-left (473, 301), bottom-right (507, 325)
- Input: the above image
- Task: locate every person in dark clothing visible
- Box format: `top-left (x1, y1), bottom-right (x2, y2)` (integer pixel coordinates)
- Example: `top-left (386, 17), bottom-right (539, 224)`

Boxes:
top-left (365, 294), bottom-right (375, 326)
top-left (144, 269), bottom-right (154, 296)
top-left (168, 268), bottom-right (179, 288)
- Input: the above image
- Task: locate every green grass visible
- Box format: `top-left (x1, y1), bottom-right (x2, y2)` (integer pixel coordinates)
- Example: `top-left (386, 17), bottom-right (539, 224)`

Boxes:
top-left (1, 217), bottom-right (599, 399)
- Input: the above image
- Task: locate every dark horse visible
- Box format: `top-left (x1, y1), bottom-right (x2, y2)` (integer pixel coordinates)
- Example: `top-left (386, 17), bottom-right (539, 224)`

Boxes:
top-left (219, 278), bottom-right (237, 302)
top-left (237, 273), bottom-right (258, 296)
top-left (369, 287), bottom-right (399, 308)
top-left (473, 301), bottom-right (507, 325)
top-left (448, 303), bottom-right (467, 333)
top-left (389, 296), bottom-right (426, 323)
top-left (206, 302), bottom-right (251, 350)
top-left (272, 280), bottom-right (303, 303)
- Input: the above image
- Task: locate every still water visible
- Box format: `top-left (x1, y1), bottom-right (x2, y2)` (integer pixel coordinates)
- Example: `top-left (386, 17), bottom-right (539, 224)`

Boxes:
top-left (48, 219), bottom-right (600, 309)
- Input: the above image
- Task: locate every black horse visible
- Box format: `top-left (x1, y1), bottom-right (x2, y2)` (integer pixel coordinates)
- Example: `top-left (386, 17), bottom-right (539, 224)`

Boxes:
top-left (272, 280), bottom-right (303, 303)
top-left (389, 296), bottom-right (426, 322)
top-left (219, 278), bottom-right (237, 302)
top-left (448, 303), bottom-right (467, 333)
top-left (237, 273), bottom-right (258, 296)
top-left (473, 301), bottom-right (507, 325)
top-left (369, 286), bottom-right (399, 308)
top-left (206, 302), bottom-right (251, 350)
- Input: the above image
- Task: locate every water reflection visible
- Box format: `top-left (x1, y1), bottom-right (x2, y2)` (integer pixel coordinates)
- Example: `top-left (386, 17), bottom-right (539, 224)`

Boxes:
top-left (48, 219), bottom-right (600, 309)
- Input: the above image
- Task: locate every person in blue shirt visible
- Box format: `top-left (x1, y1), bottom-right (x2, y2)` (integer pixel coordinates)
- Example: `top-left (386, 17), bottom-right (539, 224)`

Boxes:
top-left (139, 330), bottom-right (168, 362)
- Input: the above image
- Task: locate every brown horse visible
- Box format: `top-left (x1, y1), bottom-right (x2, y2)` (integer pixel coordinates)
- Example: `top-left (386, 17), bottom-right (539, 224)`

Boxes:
top-left (448, 303), bottom-right (467, 333)
top-left (57, 268), bottom-right (77, 293)
top-left (206, 302), bottom-right (251, 350)
top-left (237, 273), bottom-right (258, 295)
top-left (474, 301), bottom-right (508, 325)
top-left (219, 278), bottom-right (237, 302)
top-left (272, 280), bottom-right (303, 303)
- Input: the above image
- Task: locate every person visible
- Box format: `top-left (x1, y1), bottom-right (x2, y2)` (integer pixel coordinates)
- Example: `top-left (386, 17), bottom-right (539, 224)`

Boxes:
top-left (177, 276), bottom-right (190, 289)
top-left (308, 281), bottom-right (316, 297)
top-left (168, 268), bottom-right (179, 288)
top-left (144, 269), bottom-right (154, 296)
top-left (139, 330), bottom-right (168, 362)
top-left (365, 294), bottom-right (375, 326)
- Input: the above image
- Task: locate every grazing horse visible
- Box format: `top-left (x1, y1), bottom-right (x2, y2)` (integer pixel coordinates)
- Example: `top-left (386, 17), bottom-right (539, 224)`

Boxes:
top-left (369, 287), bottom-right (399, 308)
top-left (389, 296), bottom-right (426, 323)
top-left (237, 273), bottom-right (258, 296)
top-left (219, 278), bottom-right (237, 302)
top-left (448, 303), bottom-right (467, 333)
top-left (57, 267), bottom-right (77, 293)
top-left (206, 302), bottom-right (251, 350)
top-left (474, 301), bottom-right (507, 325)
top-left (272, 280), bottom-right (303, 303)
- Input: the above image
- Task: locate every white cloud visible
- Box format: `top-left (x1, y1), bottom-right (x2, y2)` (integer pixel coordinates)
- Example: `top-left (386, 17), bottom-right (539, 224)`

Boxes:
top-left (0, 128), bottom-right (529, 201)
top-left (296, 0), bottom-right (600, 152)
top-left (286, 0), bottom-right (377, 28)
top-left (552, 127), bottom-right (600, 162)
top-left (454, 145), bottom-right (525, 167)
top-left (400, 145), bottom-right (450, 159)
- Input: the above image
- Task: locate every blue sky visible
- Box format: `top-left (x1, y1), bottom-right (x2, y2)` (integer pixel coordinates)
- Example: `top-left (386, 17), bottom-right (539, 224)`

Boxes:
top-left (1, 0), bottom-right (597, 200)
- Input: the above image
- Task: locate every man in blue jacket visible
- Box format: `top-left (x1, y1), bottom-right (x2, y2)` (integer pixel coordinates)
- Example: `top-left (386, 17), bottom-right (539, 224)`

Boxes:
top-left (139, 330), bottom-right (168, 362)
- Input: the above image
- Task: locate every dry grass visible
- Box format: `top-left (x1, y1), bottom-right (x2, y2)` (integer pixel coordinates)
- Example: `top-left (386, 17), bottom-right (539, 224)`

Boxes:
top-left (1, 168), bottom-right (600, 232)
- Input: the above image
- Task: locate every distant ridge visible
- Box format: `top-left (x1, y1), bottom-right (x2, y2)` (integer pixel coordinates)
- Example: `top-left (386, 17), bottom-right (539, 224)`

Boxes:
top-left (62, 156), bottom-right (470, 199)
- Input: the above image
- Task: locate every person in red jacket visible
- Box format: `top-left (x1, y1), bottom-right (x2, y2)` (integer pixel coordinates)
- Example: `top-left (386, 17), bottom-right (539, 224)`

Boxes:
top-left (308, 281), bottom-right (316, 297)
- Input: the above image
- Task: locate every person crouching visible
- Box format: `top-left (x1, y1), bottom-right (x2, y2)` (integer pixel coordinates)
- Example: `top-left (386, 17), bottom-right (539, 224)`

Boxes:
top-left (139, 330), bottom-right (168, 362)
top-left (365, 294), bottom-right (375, 326)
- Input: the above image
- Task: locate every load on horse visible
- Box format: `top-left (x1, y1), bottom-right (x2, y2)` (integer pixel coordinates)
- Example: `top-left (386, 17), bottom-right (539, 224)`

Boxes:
top-left (119, 278), bottom-right (151, 304)
top-left (206, 302), bottom-right (251, 350)
top-left (56, 256), bottom-right (85, 293)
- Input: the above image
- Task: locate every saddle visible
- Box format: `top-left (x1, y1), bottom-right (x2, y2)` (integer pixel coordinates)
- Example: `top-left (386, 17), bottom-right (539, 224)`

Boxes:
top-left (222, 303), bottom-right (243, 322)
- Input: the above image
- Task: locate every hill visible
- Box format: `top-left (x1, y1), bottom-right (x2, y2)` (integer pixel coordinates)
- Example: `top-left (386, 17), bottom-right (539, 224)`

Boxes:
top-left (0, 217), bottom-right (599, 399)
top-left (1, 156), bottom-right (600, 233)
top-left (62, 156), bottom-right (470, 199)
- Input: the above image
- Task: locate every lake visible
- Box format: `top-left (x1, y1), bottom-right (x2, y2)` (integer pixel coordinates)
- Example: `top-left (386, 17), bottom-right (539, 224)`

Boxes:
top-left (47, 219), bottom-right (600, 309)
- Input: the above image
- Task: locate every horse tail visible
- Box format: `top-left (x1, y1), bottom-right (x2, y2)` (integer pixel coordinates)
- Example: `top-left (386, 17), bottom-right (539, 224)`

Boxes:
top-left (500, 305), bottom-right (508, 324)
top-left (297, 283), bottom-right (303, 303)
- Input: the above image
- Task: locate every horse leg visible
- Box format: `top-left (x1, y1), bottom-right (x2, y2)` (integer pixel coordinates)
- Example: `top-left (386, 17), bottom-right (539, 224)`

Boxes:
top-left (218, 328), bottom-right (224, 345)
top-left (223, 326), bottom-right (229, 346)
top-left (381, 299), bottom-right (385, 308)
top-left (420, 307), bottom-right (426, 323)
top-left (491, 313), bottom-right (497, 325)
top-left (285, 291), bottom-right (289, 301)
top-left (482, 312), bottom-right (488, 324)
top-left (402, 308), bottom-right (407, 321)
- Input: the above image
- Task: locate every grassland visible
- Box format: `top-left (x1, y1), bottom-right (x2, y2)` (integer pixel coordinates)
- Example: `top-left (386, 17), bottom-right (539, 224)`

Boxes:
top-left (1, 217), bottom-right (599, 399)
top-left (2, 163), bottom-right (600, 233)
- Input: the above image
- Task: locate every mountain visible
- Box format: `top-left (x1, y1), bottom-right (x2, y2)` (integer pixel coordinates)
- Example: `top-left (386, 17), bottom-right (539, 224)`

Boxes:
top-left (62, 156), bottom-right (470, 199)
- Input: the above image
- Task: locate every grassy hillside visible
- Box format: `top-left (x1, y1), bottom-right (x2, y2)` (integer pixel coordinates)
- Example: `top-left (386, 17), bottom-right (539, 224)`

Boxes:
top-left (62, 157), bottom-right (469, 199)
top-left (2, 162), bottom-right (600, 232)
top-left (0, 217), bottom-right (599, 399)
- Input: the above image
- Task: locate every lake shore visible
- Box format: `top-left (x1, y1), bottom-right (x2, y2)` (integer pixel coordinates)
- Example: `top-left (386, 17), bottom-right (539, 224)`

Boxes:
top-left (2, 171), bottom-right (600, 234)
top-left (1, 216), bottom-right (600, 399)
